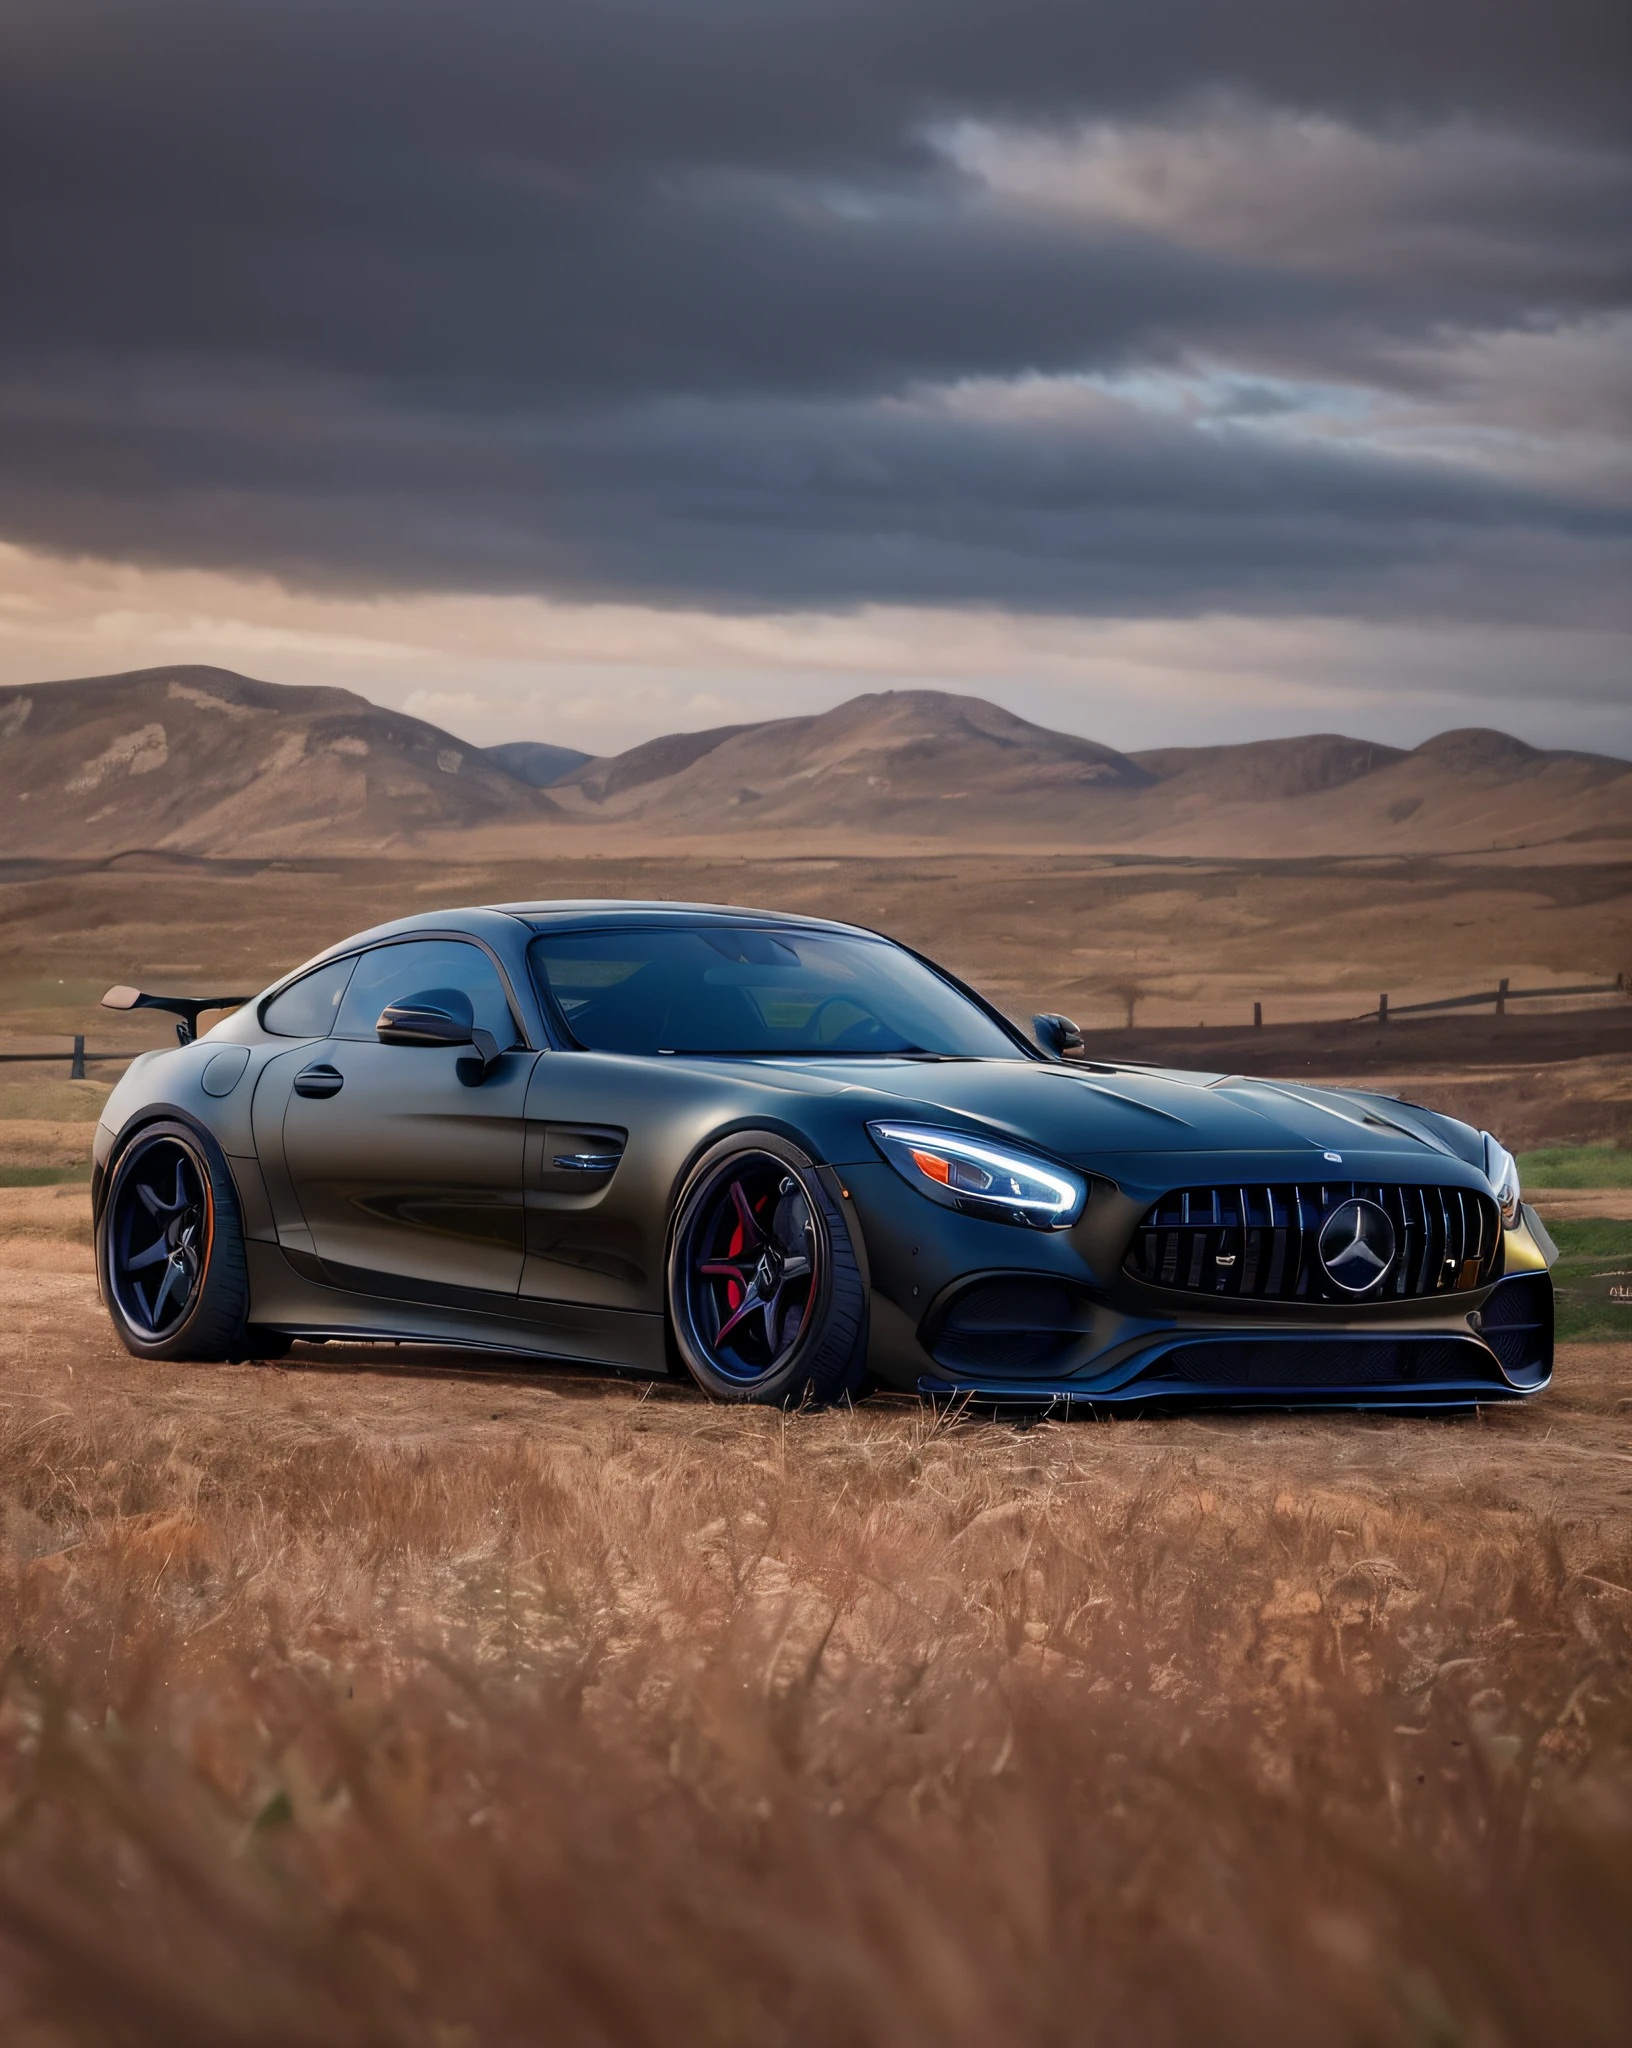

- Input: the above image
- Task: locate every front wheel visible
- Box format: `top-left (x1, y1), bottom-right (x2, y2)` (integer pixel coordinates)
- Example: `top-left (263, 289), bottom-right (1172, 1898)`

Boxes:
top-left (668, 1134), bottom-right (868, 1406)
top-left (98, 1120), bottom-right (255, 1361)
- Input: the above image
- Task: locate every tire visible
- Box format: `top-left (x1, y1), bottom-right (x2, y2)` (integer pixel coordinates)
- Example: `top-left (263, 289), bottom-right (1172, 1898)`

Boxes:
top-left (668, 1132), bottom-right (868, 1407)
top-left (98, 1119), bottom-right (255, 1362)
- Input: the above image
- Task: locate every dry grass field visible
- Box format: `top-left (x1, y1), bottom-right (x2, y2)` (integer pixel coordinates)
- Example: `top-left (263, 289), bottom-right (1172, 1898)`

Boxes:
top-left (0, 1244), bottom-right (1629, 2044)
top-left (0, 847), bottom-right (1627, 1045)
top-left (0, 852), bottom-right (1629, 2043)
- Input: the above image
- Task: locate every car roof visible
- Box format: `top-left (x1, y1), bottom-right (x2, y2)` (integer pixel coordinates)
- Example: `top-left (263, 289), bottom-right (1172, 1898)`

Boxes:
top-left (276, 900), bottom-right (881, 978)
top-left (486, 899), bottom-right (878, 938)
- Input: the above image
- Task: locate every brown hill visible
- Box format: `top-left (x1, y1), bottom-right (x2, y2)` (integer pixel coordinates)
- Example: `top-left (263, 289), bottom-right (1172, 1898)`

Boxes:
top-left (1129, 734), bottom-right (1408, 802)
top-left (536, 693), bottom-right (1629, 856)
top-left (549, 690), bottom-right (1154, 835)
top-left (2, 669), bottom-right (1626, 860)
top-left (0, 666), bottom-right (549, 857)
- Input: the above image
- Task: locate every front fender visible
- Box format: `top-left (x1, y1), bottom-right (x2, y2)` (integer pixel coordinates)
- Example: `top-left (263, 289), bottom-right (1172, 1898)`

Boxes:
top-left (1504, 1204), bottom-right (1558, 1273)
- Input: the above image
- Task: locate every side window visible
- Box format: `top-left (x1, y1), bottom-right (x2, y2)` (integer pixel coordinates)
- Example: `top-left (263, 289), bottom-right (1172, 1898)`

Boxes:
top-left (262, 955), bottom-right (357, 1038)
top-left (332, 939), bottom-right (520, 1046)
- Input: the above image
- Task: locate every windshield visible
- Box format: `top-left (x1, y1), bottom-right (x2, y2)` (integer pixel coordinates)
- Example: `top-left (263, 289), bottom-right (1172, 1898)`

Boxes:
top-left (529, 926), bottom-right (1025, 1059)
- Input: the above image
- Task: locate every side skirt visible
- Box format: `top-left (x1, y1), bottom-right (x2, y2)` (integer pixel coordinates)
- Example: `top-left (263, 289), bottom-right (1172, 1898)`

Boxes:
top-left (244, 1242), bottom-right (670, 1374)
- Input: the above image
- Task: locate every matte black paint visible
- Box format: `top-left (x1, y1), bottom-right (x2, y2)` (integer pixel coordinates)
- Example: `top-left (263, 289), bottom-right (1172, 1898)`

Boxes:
top-left (91, 901), bottom-right (1557, 1406)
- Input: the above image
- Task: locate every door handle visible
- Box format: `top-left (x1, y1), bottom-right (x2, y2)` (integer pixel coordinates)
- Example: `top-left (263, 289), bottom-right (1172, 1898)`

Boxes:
top-left (552, 1151), bottom-right (621, 1172)
top-left (293, 1062), bottom-right (344, 1099)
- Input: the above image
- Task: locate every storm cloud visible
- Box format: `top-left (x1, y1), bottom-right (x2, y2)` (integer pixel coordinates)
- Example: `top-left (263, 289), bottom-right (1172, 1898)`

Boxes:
top-left (1, 1), bottom-right (1628, 631)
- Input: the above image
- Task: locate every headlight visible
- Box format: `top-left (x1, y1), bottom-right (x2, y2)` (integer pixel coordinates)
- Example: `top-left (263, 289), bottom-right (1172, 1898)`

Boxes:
top-left (867, 1121), bottom-right (1087, 1229)
top-left (1482, 1131), bottom-right (1521, 1227)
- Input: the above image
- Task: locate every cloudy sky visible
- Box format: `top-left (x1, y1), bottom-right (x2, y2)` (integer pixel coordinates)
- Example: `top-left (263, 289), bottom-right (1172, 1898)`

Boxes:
top-left (2, 1), bottom-right (1628, 756)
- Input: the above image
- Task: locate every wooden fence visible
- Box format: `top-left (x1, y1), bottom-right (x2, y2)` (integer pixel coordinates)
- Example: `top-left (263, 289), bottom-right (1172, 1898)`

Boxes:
top-left (1359, 976), bottom-right (1624, 1026)
top-left (0, 1037), bottom-right (130, 1078)
top-left (1, 972), bottom-right (1624, 1067)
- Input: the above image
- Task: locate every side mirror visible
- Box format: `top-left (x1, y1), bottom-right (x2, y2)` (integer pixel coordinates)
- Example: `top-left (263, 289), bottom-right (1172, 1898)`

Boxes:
top-left (1033, 1012), bottom-right (1084, 1061)
top-left (377, 987), bottom-right (500, 1073)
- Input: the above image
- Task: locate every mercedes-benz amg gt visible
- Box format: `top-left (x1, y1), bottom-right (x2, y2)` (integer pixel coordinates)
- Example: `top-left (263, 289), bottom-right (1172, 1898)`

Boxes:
top-left (91, 901), bottom-right (1557, 1408)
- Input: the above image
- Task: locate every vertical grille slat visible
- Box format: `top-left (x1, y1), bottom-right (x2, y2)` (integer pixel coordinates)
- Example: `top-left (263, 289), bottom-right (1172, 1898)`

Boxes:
top-left (1408, 1186), bottom-right (1430, 1294)
top-left (1384, 1186), bottom-right (1407, 1297)
top-left (1125, 1180), bottom-right (1502, 1304)
top-left (1226, 1186), bottom-right (1249, 1298)
top-left (1265, 1184), bottom-right (1288, 1294)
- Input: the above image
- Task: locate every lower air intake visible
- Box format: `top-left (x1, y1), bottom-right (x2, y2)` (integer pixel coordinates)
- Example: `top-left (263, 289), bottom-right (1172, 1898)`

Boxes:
top-left (1130, 1336), bottom-right (1502, 1391)
top-left (928, 1277), bottom-right (1094, 1377)
top-left (1478, 1272), bottom-right (1553, 1383)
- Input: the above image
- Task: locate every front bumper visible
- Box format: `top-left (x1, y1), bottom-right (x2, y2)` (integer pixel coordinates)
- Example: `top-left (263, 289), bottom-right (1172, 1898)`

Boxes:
top-left (840, 1149), bottom-right (1557, 1407)
top-left (905, 1268), bottom-right (1554, 1408)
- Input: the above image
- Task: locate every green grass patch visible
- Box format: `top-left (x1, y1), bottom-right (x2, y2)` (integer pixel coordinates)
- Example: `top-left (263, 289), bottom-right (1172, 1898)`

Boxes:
top-left (1556, 1294), bottom-right (1632, 1342)
top-left (1547, 1218), bottom-right (1632, 1259)
top-left (0, 1163), bottom-right (93, 1187)
top-left (1517, 1145), bottom-right (1632, 1188)
top-left (1551, 1215), bottom-right (1632, 1339)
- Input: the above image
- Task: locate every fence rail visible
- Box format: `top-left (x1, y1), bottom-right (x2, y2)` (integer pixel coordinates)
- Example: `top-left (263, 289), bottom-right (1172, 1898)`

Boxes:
top-left (0, 1036), bottom-right (134, 1078)
top-left (3, 972), bottom-right (1626, 1069)
top-left (1358, 975), bottom-right (1624, 1025)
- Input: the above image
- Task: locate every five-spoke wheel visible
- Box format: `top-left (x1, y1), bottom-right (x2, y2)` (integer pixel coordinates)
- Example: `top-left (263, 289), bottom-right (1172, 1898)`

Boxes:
top-left (106, 1134), bottom-right (211, 1340)
top-left (668, 1135), bottom-right (867, 1405)
top-left (97, 1120), bottom-right (261, 1361)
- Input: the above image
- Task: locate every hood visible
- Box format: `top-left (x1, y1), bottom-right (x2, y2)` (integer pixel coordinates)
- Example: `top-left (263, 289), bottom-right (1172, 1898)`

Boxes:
top-left (769, 1055), bottom-right (1487, 1189)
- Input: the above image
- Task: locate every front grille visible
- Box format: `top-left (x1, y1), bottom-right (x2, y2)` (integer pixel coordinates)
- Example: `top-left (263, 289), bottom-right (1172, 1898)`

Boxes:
top-left (1124, 1181), bottom-right (1501, 1303)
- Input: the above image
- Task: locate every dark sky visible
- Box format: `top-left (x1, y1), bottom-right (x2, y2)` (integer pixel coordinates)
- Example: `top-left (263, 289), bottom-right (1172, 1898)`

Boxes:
top-left (1, 2), bottom-right (1628, 747)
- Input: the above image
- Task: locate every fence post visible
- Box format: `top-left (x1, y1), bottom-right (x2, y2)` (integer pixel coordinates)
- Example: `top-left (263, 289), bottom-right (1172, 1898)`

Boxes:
top-left (71, 1034), bottom-right (85, 1080)
top-left (1496, 976), bottom-right (1508, 1017)
top-left (1253, 1001), bottom-right (1262, 1029)
top-left (1379, 993), bottom-right (1388, 1026)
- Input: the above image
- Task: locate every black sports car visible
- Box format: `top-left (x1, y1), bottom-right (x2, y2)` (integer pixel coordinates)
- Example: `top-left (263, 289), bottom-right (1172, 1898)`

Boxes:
top-left (91, 900), bottom-right (1557, 1408)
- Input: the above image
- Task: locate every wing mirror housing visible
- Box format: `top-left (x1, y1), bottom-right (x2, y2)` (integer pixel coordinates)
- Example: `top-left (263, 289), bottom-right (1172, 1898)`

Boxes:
top-left (377, 987), bottom-right (501, 1079)
top-left (1033, 1012), bottom-right (1084, 1061)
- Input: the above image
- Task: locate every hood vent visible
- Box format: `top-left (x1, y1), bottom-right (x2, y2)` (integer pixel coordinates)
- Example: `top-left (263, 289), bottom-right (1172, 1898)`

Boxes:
top-left (1125, 1180), bottom-right (1501, 1304)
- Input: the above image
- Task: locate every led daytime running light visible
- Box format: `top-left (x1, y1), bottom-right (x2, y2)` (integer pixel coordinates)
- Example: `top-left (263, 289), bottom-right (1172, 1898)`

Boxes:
top-left (869, 1121), bottom-right (1086, 1227)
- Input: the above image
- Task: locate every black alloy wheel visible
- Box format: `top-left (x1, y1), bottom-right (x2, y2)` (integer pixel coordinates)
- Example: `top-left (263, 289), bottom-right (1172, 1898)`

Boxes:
top-left (669, 1135), bottom-right (867, 1405)
top-left (98, 1120), bottom-right (268, 1361)
top-left (107, 1135), bottom-right (210, 1338)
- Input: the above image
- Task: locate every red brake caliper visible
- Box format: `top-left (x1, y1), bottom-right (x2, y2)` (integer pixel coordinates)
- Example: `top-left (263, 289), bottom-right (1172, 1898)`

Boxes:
top-left (724, 1211), bottom-right (744, 1310)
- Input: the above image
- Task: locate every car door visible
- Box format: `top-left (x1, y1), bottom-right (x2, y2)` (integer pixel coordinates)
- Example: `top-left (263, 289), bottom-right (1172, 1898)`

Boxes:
top-left (278, 938), bottom-right (536, 1298)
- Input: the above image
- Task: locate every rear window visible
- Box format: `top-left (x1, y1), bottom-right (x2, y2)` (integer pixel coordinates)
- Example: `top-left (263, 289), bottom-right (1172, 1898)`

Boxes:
top-left (529, 926), bottom-right (1021, 1059)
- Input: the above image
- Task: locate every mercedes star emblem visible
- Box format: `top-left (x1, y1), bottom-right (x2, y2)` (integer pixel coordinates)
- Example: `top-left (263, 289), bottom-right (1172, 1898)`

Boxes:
top-left (1317, 1198), bottom-right (1397, 1294)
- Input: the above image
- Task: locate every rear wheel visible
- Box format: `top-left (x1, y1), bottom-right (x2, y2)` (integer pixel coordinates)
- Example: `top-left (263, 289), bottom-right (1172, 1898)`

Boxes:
top-left (668, 1134), bottom-right (867, 1406)
top-left (98, 1120), bottom-right (262, 1362)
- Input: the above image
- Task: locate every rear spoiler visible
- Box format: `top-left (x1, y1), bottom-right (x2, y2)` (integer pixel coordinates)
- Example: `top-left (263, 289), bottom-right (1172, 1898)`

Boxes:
top-left (101, 986), bottom-right (251, 1046)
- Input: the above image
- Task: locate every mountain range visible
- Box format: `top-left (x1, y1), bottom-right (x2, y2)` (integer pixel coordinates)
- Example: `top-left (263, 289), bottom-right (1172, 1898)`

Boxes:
top-left (1, 665), bottom-right (1626, 860)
